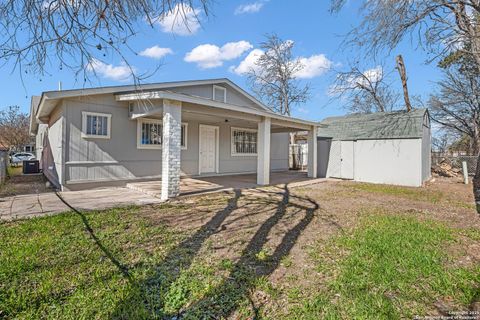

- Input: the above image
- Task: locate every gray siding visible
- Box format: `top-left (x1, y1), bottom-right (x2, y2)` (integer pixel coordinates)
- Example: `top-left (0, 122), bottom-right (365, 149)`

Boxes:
top-left (316, 138), bottom-right (331, 178)
top-left (163, 83), bottom-right (261, 110)
top-left (42, 104), bottom-right (64, 188)
top-left (60, 94), bottom-right (288, 186)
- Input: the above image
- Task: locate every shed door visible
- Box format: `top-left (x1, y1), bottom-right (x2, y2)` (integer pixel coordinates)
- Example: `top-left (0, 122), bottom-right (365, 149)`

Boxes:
top-left (340, 141), bottom-right (354, 180)
top-left (328, 141), bottom-right (342, 178)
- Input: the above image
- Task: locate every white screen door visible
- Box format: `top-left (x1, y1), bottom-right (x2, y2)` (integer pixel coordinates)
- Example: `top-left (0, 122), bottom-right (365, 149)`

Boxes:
top-left (199, 125), bottom-right (217, 174)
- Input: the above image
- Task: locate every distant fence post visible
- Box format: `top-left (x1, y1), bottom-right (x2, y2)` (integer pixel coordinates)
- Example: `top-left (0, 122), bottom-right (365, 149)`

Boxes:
top-left (462, 161), bottom-right (469, 184)
top-left (0, 150), bottom-right (7, 184)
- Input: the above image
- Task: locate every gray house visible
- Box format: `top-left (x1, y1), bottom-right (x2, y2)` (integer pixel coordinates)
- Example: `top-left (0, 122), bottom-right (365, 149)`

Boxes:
top-left (29, 79), bottom-right (319, 200)
top-left (317, 109), bottom-right (431, 187)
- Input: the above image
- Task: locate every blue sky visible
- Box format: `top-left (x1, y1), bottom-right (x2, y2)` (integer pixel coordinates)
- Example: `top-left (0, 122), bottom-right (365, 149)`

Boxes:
top-left (0, 1), bottom-right (441, 121)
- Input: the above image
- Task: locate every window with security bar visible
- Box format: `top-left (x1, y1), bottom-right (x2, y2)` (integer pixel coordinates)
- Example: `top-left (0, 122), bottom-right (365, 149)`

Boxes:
top-left (231, 128), bottom-right (257, 155)
top-left (137, 119), bottom-right (187, 149)
top-left (82, 112), bottom-right (111, 139)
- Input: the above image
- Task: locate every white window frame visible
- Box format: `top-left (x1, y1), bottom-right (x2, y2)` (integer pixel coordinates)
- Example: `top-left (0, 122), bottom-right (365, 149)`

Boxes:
top-left (136, 118), bottom-right (188, 150)
top-left (181, 122), bottom-right (188, 150)
top-left (128, 102), bottom-right (135, 118)
top-left (231, 127), bottom-right (258, 156)
top-left (81, 111), bottom-right (111, 139)
top-left (212, 85), bottom-right (227, 103)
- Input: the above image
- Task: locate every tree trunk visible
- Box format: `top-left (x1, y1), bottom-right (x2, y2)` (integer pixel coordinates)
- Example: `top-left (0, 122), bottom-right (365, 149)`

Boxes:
top-left (395, 54), bottom-right (412, 112)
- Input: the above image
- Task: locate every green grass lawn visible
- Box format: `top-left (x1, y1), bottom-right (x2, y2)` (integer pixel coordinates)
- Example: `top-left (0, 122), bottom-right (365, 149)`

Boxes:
top-left (293, 213), bottom-right (480, 319)
top-left (0, 186), bottom-right (479, 319)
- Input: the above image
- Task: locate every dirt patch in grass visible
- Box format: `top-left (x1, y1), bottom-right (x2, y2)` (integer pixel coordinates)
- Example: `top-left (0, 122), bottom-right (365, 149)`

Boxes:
top-left (1, 178), bottom-right (479, 319)
top-left (0, 168), bottom-right (52, 197)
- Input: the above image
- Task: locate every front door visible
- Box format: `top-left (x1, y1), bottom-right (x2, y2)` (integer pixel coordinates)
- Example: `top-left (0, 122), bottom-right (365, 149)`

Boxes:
top-left (199, 125), bottom-right (217, 174)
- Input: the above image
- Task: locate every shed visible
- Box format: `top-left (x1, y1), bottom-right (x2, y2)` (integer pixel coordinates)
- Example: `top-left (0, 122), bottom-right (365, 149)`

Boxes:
top-left (316, 109), bottom-right (431, 187)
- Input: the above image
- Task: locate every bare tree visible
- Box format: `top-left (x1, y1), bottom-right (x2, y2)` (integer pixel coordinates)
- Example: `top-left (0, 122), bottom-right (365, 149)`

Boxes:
top-left (331, 0), bottom-right (480, 213)
top-left (246, 34), bottom-right (310, 116)
top-left (0, 0), bottom-right (210, 80)
top-left (429, 67), bottom-right (480, 156)
top-left (0, 106), bottom-right (30, 151)
top-left (432, 132), bottom-right (451, 154)
top-left (331, 63), bottom-right (399, 113)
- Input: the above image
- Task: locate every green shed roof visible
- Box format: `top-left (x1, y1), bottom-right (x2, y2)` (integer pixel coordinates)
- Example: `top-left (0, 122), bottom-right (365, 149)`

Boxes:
top-left (317, 109), bottom-right (428, 140)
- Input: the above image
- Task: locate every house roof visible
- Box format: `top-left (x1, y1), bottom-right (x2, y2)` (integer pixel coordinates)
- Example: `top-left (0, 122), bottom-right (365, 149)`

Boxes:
top-left (317, 109), bottom-right (429, 140)
top-left (30, 78), bottom-right (320, 134)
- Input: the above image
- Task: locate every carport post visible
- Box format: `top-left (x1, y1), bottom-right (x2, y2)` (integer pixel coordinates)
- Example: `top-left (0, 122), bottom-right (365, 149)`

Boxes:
top-left (161, 99), bottom-right (182, 201)
top-left (257, 116), bottom-right (271, 185)
top-left (307, 126), bottom-right (318, 178)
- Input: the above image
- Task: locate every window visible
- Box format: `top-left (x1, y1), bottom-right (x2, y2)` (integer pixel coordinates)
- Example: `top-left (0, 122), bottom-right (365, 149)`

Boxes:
top-left (213, 85), bottom-right (226, 103)
top-left (231, 127), bottom-right (257, 156)
top-left (137, 118), bottom-right (187, 149)
top-left (82, 112), bottom-right (111, 139)
top-left (128, 102), bottom-right (134, 117)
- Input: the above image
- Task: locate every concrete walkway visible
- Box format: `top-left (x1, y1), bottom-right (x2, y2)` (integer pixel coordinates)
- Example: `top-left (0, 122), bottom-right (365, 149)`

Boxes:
top-left (128, 171), bottom-right (325, 197)
top-left (0, 171), bottom-right (326, 221)
top-left (0, 188), bottom-right (164, 221)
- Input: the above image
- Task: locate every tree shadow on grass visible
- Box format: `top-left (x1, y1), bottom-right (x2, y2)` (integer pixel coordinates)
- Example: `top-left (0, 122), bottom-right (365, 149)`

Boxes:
top-left (111, 189), bottom-right (243, 318)
top-left (168, 184), bottom-right (320, 319)
top-left (111, 184), bottom-right (320, 319)
top-left (55, 191), bottom-right (132, 280)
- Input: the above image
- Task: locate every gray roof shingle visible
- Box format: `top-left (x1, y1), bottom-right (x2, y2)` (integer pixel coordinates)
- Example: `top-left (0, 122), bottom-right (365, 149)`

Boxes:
top-left (317, 109), bottom-right (428, 140)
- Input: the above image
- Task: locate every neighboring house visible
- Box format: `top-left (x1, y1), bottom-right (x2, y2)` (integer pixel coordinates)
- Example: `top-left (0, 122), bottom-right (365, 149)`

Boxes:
top-left (29, 79), bottom-right (319, 199)
top-left (0, 138), bottom-right (35, 154)
top-left (316, 109), bottom-right (431, 187)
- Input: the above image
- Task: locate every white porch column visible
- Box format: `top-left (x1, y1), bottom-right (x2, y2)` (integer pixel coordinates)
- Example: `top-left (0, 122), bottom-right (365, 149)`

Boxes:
top-left (257, 116), bottom-right (271, 185)
top-left (307, 125), bottom-right (318, 178)
top-left (161, 99), bottom-right (182, 200)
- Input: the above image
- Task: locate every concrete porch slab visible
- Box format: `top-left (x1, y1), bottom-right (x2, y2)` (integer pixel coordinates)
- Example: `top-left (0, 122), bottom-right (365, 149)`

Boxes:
top-left (127, 171), bottom-right (326, 198)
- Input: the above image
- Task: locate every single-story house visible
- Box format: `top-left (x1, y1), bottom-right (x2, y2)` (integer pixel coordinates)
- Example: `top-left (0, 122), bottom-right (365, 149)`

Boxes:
top-left (316, 109), bottom-right (431, 187)
top-left (29, 79), bottom-right (319, 200)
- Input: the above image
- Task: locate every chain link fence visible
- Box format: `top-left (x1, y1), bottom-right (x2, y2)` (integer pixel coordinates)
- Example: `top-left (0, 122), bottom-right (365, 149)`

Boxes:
top-left (432, 155), bottom-right (477, 176)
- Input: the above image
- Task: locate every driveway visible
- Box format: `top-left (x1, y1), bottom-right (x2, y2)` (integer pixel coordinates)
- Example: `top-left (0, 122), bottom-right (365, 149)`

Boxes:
top-left (0, 188), bottom-right (164, 221)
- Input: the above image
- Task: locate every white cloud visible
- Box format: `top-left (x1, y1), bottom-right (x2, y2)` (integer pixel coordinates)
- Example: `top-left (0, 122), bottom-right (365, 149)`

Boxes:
top-left (230, 48), bottom-right (264, 75)
top-left (294, 54), bottom-right (333, 79)
top-left (139, 45), bottom-right (173, 59)
top-left (185, 41), bottom-right (253, 69)
top-left (234, 1), bottom-right (265, 15)
top-left (360, 66), bottom-right (383, 84)
top-left (86, 59), bottom-right (134, 82)
top-left (156, 4), bottom-right (201, 36)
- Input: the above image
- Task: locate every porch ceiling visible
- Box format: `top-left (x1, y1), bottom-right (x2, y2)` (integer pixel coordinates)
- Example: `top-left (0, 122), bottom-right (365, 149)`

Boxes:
top-left (134, 100), bottom-right (314, 132)
top-left (116, 90), bottom-right (321, 132)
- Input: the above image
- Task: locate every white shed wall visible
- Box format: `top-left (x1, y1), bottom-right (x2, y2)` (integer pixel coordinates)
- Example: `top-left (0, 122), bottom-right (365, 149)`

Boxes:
top-left (421, 120), bottom-right (432, 183)
top-left (353, 138), bottom-right (423, 187)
